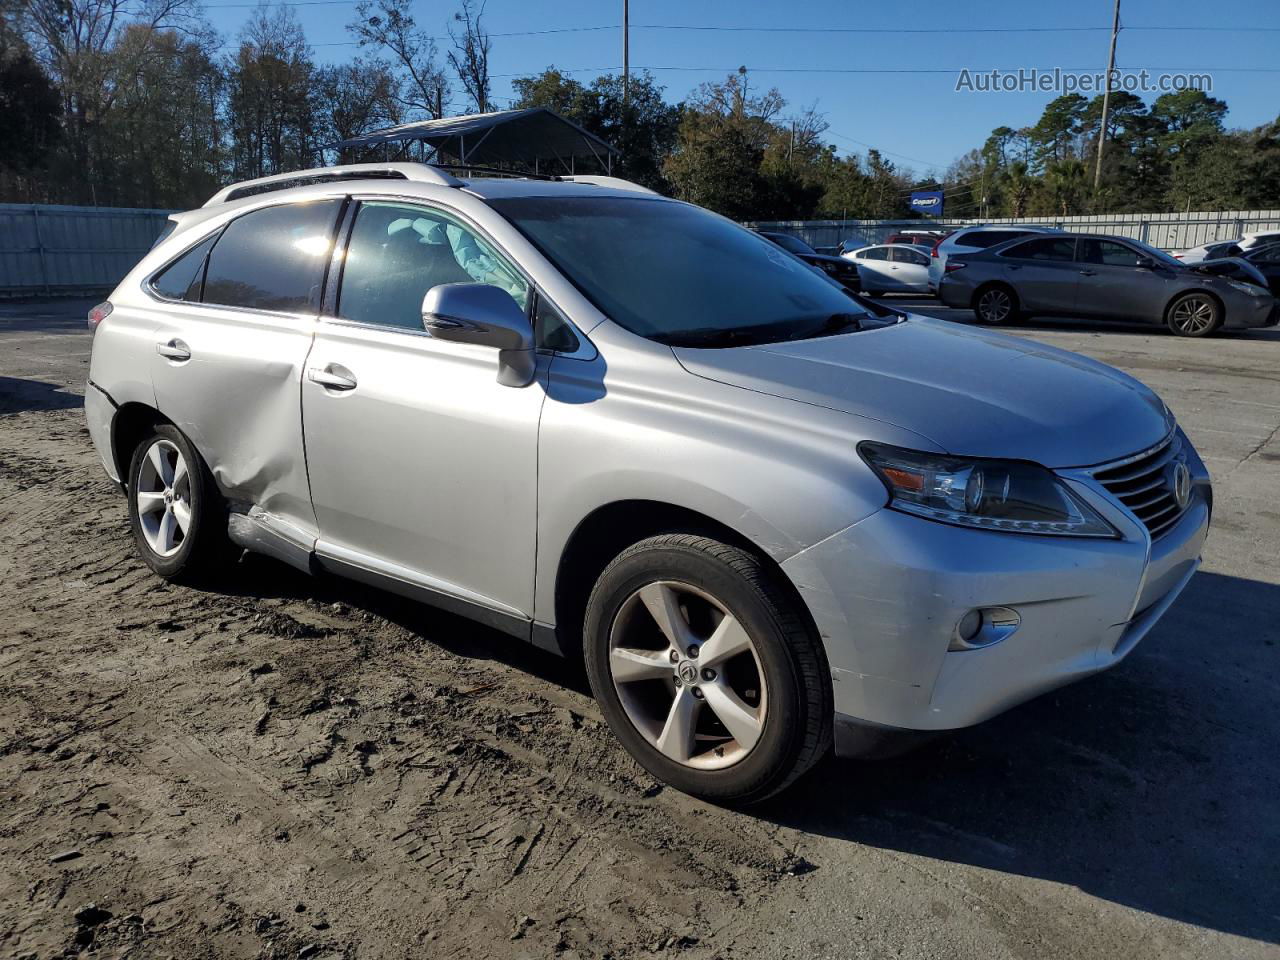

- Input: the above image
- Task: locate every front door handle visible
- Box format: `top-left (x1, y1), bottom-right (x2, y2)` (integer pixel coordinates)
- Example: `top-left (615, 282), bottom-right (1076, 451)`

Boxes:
top-left (1078, 269), bottom-right (1097, 277)
top-left (307, 365), bottom-right (358, 391)
top-left (156, 338), bottom-right (191, 361)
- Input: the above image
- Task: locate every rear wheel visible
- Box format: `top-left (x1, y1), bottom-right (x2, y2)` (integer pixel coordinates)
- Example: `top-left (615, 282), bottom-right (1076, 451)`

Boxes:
top-left (1166, 292), bottom-right (1222, 337)
top-left (584, 534), bottom-right (831, 804)
top-left (974, 283), bottom-right (1020, 324)
top-left (126, 425), bottom-right (231, 583)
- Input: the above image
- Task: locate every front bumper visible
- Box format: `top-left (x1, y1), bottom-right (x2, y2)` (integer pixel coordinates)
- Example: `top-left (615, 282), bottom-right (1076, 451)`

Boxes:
top-left (782, 465), bottom-right (1210, 750)
top-left (1222, 290), bottom-right (1278, 329)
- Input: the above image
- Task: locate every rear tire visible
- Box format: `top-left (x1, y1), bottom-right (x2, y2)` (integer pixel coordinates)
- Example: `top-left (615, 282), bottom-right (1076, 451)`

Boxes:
top-left (126, 424), bottom-right (231, 583)
top-left (974, 283), bottom-right (1020, 324)
top-left (584, 534), bottom-right (832, 804)
top-left (1166, 292), bottom-right (1222, 337)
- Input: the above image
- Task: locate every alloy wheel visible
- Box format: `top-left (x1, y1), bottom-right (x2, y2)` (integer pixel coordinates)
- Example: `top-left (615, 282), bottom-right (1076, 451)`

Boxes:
top-left (608, 580), bottom-right (767, 770)
top-left (135, 439), bottom-right (191, 557)
top-left (1170, 295), bottom-right (1217, 335)
top-left (978, 288), bottom-right (1012, 323)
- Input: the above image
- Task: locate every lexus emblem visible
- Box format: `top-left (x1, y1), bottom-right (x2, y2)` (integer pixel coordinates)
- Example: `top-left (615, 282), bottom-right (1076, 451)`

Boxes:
top-left (1171, 461), bottom-right (1191, 510)
top-left (677, 660), bottom-right (699, 685)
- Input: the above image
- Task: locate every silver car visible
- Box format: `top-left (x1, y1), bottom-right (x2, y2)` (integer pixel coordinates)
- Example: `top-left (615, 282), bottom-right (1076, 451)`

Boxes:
top-left (85, 163), bottom-right (1212, 803)
top-left (938, 232), bottom-right (1277, 336)
top-left (926, 224), bottom-right (1062, 292)
top-left (842, 243), bottom-right (932, 294)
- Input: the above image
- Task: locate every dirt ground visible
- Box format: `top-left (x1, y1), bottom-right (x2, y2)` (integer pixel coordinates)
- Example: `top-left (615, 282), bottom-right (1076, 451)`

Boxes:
top-left (1, 298), bottom-right (1278, 960)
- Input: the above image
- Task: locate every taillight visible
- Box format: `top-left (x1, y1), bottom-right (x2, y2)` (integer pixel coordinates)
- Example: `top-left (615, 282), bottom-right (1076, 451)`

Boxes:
top-left (945, 261), bottom-right (968, 273)
top-left (87, 301), bottom-right (112, 332)
top-left (930, 237), bottom-right (944, 258)
top-left (1172, 254), bottom-right (1183, 260)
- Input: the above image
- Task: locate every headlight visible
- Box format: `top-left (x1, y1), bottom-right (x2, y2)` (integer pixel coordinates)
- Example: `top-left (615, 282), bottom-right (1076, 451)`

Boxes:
top-left (859, 443), bottom-right (1117, 537)
top-left (1226, 279), bottom-right (1265, 296)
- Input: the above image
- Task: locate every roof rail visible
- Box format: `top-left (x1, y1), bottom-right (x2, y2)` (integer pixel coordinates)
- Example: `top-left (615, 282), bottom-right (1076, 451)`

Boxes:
top-left (560, 175), bottom-right (658, 196)
top-left (203, 162), bottom-right (462, 206)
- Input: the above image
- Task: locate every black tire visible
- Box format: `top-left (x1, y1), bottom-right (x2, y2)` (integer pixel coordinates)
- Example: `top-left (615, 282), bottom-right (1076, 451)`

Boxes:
top-left (583, 534), bottom-right (832, 804)
top-left (126, 424), bottom-right (231, 583)
top-left (1166, 291), bottom-right (1222, 337)
top-left (973, 283), bottom-right (1021, 324)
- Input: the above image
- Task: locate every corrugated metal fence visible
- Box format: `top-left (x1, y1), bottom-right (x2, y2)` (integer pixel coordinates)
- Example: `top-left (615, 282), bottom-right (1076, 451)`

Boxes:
top-left (0, 203), bottom-right (173, 297)
top-left (4, 203), bottom-right (1280, 296)
top-left (750, 210), bottom-right (1280, 254)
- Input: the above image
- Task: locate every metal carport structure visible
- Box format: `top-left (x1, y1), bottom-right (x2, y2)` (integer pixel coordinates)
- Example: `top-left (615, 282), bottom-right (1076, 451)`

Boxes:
top-left (328, 107), bottom-right (619, 175)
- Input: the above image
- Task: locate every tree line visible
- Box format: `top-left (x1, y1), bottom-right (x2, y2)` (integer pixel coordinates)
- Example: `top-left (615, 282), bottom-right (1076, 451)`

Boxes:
top-left (2, 0), bottom-right (1278, 218)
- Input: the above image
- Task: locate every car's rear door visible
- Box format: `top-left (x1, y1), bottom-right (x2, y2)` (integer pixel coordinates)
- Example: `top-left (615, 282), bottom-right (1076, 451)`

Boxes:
top-left (995, 236), bottom-right (1079, 312)
top-left (889, 245), bottom-right (930, 292)
top-left (149, 197), bottom-right (344, 550)
top-left (301, 197), bottom-right (546, 626)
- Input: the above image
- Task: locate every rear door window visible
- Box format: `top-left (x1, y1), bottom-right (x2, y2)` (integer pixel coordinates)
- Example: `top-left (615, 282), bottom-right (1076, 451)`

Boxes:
top-left (150, 233), bottom-right (218, 301)
top-left (858, 246), bottom-right (889, 260)
top-left (1001, 237), bottom-right (1076, 261)
top-left (202, 200), bottom-right (341, 313)
top-left (891, 247), bottom-right (929, 265)
top-left (963, 229), bottom-right (1035, 249)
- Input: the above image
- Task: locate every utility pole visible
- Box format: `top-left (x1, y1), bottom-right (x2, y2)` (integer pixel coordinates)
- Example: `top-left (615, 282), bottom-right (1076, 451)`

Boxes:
top-left (1093, 0), bottom-right (1121, 192)
top-left (622, 0), bottom-right (630, 108)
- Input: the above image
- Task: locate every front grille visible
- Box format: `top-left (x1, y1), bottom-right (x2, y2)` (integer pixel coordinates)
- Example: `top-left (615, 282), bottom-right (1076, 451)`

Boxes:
top-left (1091, 432), bottom-right (1189, 540)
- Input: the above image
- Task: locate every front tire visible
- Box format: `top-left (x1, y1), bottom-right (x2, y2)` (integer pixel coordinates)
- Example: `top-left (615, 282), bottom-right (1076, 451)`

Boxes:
top-left (1166, 292), bottom-right (1222, 337)
top-left (126, 424), bottom-right (230, 583)
top-left (584, 534), bottom-right (832, 804)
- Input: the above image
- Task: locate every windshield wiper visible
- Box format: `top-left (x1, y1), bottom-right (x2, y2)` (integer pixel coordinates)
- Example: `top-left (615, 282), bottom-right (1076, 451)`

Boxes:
top-left (652, 327), bottom-right (778, 348)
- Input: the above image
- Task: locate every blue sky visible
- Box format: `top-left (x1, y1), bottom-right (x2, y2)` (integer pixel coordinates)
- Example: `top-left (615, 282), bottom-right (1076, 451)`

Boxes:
top-left (200, 0), bottom-right (1280, 178)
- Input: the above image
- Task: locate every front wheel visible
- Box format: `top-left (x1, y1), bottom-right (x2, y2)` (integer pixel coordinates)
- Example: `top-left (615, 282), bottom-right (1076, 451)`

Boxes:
top-left (584, 534), bottom-right (832, 804)
top-left (1166, 292), bottom-right (1222, 337)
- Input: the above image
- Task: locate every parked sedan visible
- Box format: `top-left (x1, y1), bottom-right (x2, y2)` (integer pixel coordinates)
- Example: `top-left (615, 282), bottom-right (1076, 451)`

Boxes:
top-left (927, 224), bottom-right (1062, 292)
top-left (758, 231), bottom-right (862, 292)
top-left (843, 243), bottom-right (932, 294)
top-left (938, 232), bottom-right (1277, 337)
top-left (1172, 240), bottom-right (1242, 264)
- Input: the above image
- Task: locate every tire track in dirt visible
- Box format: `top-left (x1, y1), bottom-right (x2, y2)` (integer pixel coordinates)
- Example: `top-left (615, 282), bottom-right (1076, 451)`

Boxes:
top-left (0, 405), bottom-right (813, 959)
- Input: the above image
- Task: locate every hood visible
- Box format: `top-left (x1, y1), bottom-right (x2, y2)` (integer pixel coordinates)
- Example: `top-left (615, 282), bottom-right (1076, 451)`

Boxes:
top-left (674, 316), bottom-right (1171, 468)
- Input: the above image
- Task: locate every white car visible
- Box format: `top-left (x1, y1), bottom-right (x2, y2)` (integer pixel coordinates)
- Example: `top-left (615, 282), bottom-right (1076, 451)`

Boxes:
top-left (1173, 240), bottom-right (1243, 264)
top-left (927, 225), bottom-right (1062, 293)
top-left (843, 243), bottom-right (932, 294)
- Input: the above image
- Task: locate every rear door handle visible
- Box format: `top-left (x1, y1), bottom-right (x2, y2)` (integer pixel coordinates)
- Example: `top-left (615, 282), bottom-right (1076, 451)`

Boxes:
top-left (156, 338), bottom-right (191, 361)
top-left (307, 364), bottom-right (357, 391)
top-left (1078, 269), bottom-right (1097, 277)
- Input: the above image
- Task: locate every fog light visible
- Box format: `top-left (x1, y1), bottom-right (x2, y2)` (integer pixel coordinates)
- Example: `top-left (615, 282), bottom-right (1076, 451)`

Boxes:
top-left (950, 606), bottom-right (1020, 651)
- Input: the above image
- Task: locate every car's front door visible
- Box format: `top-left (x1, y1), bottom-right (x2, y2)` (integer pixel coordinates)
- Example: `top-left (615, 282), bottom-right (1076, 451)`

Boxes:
top-left (1075, 238), bottom-right (1175, 322)
top-left (150, 198), bottom-right (344, 548)
top-left (301, 199), bottom-right (546, 625)
top-left (855, 246), bottom-right (896, 291)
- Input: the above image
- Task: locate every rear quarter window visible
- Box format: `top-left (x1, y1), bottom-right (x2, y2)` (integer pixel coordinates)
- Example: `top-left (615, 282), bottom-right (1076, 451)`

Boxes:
top-left (150, 233), bottom-right (218, 301)
top-left (961, 229), bottom-right (1037, 249)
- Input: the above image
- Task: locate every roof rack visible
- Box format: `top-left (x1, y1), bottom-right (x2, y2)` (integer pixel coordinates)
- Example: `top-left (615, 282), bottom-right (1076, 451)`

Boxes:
top-left (203, 162), bottom-right (462, 206)
top-left (560, 175), bottom-right (658, 195)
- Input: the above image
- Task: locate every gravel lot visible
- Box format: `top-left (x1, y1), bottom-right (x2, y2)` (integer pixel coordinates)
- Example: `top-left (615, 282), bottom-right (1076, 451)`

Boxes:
top-left (1, 297), bottom-right (1277, 960)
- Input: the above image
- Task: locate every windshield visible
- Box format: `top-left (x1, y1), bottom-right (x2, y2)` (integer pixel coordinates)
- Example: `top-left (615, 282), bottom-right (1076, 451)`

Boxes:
top-left (767, 233), bottom-right (817, 256)
top-left (490, 196), bottom-right (888, 347)
top-left (1131, 239), bottom-right (1184, 269)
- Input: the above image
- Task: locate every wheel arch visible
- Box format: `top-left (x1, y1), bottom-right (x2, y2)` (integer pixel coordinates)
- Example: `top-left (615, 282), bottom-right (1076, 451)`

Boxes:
top-left (111, 402), bottom-right (173, 486)
top-left (970, 279), bottom-right (1018, 313)
top-left (1163, 287), bottom-right (1224, 325)
top-left (550, 499), bottom-right (822, 664)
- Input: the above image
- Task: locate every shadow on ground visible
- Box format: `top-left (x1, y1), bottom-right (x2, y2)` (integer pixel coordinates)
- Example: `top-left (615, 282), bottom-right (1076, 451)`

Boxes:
top-left (0, 376), bottom-right (85, 415)
top-left (213, 551), bottom-right (1280, 945)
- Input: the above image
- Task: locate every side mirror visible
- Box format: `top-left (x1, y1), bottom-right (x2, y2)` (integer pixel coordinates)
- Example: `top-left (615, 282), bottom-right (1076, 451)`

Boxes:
top-left (1135, 256), bottom-right (1155, 269)
top-left (422, 282), bottom-right (536, 387)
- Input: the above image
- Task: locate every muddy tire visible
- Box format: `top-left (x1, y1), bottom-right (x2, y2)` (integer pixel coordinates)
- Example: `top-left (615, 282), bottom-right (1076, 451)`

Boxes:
top-left (126, 424), bottom-right (231, 583)
top-left (583, 534), bottom-right (832, 805)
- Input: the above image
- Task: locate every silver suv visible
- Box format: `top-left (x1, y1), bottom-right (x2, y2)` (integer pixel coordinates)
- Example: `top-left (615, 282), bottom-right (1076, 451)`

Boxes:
top-left (85, 163), bottom-right (1211, 803)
